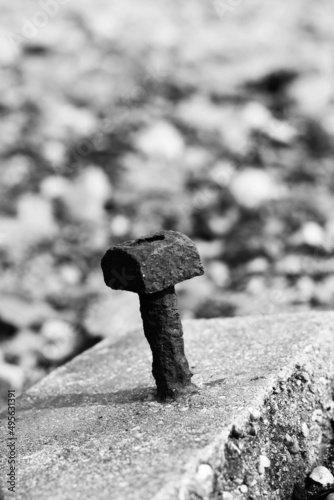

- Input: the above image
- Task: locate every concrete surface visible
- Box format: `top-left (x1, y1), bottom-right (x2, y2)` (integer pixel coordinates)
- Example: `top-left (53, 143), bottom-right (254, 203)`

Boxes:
top-left (0, 312), bottom-right (334, 499)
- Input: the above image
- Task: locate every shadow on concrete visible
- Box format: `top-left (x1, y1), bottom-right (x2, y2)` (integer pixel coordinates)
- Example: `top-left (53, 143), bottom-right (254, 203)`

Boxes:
top-left (0, 386), bottom-right (156, 415)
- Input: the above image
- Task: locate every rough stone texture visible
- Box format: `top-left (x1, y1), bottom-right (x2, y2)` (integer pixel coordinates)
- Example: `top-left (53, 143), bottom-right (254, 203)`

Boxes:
top-left (101, 230), bottom-right (204, 294)
top-left (0, 312), bottom-right (334, 500)
top-left (139, 285), bottom-right (192, 400)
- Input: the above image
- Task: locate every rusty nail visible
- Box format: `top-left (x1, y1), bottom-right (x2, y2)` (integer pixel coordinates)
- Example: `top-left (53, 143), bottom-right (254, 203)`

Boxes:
top-left (101, 230), bottom-right (204, 401)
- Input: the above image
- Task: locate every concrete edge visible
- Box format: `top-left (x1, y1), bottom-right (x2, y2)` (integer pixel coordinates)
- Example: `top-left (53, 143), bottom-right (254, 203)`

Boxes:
top-left (151, 322), bottom-right (334, 499)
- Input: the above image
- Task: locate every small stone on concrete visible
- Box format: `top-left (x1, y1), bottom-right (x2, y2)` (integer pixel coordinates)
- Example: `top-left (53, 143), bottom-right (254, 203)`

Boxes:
top-left (249, 408), bottom-right (261, 421)
top-left (299, 371), bottom-right (311, 382)
top-left (312, 409), bottom-right (323, 423)
top-left (309, 466), bottom-right (334, 487)
top-left (289, 437), bottom-right (300, 455)
top-left (258, 455), bottom-right (271, 475)
top-left (244, 472), bottom-right (257, 487)
top-left (196, 463), bottom-right (215, 497)
top-left (231, 425), bottom-right (245, 439)
top-left (301, 422), bottom-right (309, 437)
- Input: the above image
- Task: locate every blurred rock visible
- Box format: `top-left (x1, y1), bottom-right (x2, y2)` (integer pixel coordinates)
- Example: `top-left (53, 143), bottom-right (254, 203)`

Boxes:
top-left (39, 319), bottom-right (78, 364)
top-left (295, 276), bottom-right (315, 303)
top-left (230, 169), bottom-right (285, 209)
top-left (195, 296), bottom-right (237, 319)
top-left (17, 193), bottom-right (57, 235)
top-left (110, 215), bottom-right (131, 238)
top-left (246, 276), bottom-right (267, 295)
top-left (299, 221), bottom-right (326, 248)
top-left (43, 101), bottom-right (97, 141)
top-left (121, 154), bottom-right (185, 195)
top-left (210, 161), bottom-right (236, 188)
top-left (177, 95), bottom-right (226, 132)
top-left (0, 155), bottom-right (31, 188)
top-left (0, 194), bottom-right (58, 260)
top-left (288, 76), bottom-right (333, 117)
top-left (324, 219), bottom-right (334, 249)
top-left (42, 141), bottom-right (67, 167)
top-left (275, 255), bottom-right (302, 276)
top-left (0, 360), bottom-right (24, 391)
top-left (135, 121), bottom-right (185, 160)
top-left (207, 210), bottom-right (239, 237)
top-left (194, 240), bottom-right (224, 260)
top-left (206, 261), bottom-right (230, 288)
top-left (265, 119), bottom-right (297, 145)
top-left (243, 101), bottom-right (272, 131)
top-left (314, 275), bottom-right (334, 305)
top-left (0, 295), bottom-right (56, 330)
top-left (243, 102), bottom-right (297, 144)
top-left (177, 274), bottom-right (214, 319)
top-left (83, 290), bottom-right (141, 340)
top-left (40, 176), bottom-right (71, 199)
top-left (184, 147), bottom-right (212, 175)
top-left (246, 257), bottom-right (269, 274)
top-left (61, 166), bottom-right (112, 223)
top-left (20, 253), bottom-right (60, 300)
top-left (59, 264), bottom-right (82, 286)
top-left (2, 329), bottom-right (43, 366)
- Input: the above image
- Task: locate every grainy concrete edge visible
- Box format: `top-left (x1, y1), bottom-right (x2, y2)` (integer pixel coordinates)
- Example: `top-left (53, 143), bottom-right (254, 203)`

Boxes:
top-left (152, 324), bottom-right (334, 500)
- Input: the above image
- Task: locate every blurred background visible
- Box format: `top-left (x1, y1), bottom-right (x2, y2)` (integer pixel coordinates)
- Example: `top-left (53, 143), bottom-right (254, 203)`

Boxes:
top-left (1, 0), bottom-right (334, 408)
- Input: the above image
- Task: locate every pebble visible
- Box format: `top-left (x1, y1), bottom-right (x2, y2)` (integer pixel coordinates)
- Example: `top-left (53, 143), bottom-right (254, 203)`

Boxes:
top-left (222, 493), bottom-right (234, 500)
top-left (270, 401), bottom-right (279, 414)
top-left (258, 455), bottom-right (270, 474)
top-left (309, 466), bottom-right (334, 487)
top-left (40, 319), bottom-right (77, 363)
top-left (300, 221), bottom-right (326, 248)
top-left (246, 257), bottom-right (269, 274)
top-left (234, 478), bottom-right (243, 485)
top-left (227, 441), bottom-right (241, 455)
top-left (0, 362), bottom-right (24, 390)
top-left (325, 494), bottom-right (334, 500)
top-left (135, 121), bottom-right (184, 160)
top-left (312, 409), bottom-right (323, 423)
top-left (110, 215), bottom-right (131, 238)
top-left (40, 175), bottom-right (70, 199)
top-left (299, 371), bottom-right (311, 383)
top-left (239, 484), bottom-right (248, 493)
top-left (230, 169), bottom-right (284, 209)
top-left (301, 422), bottom-right (309, 438)
top-left (244, 473), bottom-right (257, 487)
top-left (249, 408), bottom-right (261, 421)
top-left (196, 464), bottom-right (214, 497)
top-left (248, 424), bottom-right (259, 436)
top-left (289, 437), bottom-right (300, 454)
top-left (206, 261), bottom-right (230, 288)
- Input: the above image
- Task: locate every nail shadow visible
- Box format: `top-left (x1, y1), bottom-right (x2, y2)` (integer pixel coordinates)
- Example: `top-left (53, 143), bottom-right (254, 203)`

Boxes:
top-left (0, 386), bottom-right (156, 416)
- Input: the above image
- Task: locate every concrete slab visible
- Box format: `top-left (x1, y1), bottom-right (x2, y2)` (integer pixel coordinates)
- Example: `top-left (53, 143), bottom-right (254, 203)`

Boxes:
top-left (0, 312), bottom-right (334, 500)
